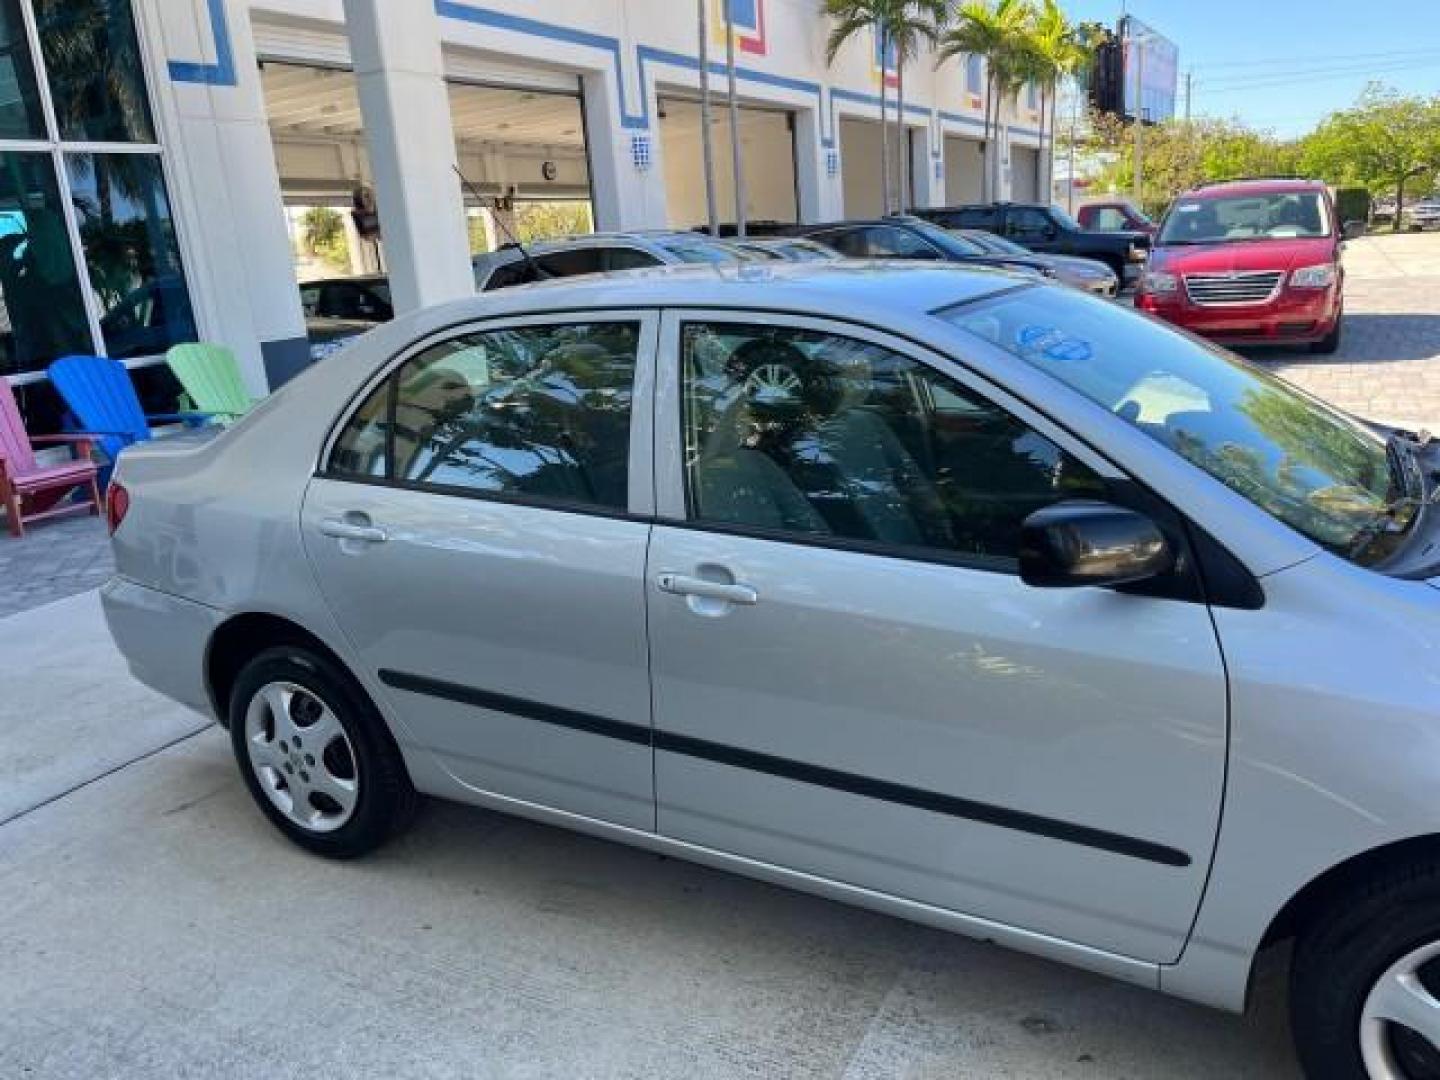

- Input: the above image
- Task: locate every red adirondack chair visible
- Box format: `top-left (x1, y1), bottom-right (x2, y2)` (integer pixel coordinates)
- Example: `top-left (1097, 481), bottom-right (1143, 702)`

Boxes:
top-left (0, 377), bottom-right (103, 538)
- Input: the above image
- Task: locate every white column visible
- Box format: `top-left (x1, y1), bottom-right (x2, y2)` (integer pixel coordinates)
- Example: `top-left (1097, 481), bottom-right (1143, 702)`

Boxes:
top-left (582, 71), bottom-right (668, 230)
top-left (139, 0), bottom-right (308, 390)
top-left (793, 105), bottom-right (842, 223)
top-left (342, 0), bottom-right (473, 313)
top-left (909, 119), bottom-right (945, 209)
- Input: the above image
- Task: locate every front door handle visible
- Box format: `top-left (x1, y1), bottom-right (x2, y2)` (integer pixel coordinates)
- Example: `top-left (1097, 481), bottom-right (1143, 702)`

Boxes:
top-left (656, 572), bottom-right (758, 606)
top-left (319, 517), bottom-right (388, 544)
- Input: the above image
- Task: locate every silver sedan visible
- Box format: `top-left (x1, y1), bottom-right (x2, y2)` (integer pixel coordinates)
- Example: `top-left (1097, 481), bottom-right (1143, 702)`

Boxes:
top-left (104, 262), bottom-right (1440, 1079)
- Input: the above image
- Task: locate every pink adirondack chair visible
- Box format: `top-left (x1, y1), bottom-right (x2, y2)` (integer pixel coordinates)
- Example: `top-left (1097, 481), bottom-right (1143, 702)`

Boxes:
top-left (0, 377), bottom-right (103, 538)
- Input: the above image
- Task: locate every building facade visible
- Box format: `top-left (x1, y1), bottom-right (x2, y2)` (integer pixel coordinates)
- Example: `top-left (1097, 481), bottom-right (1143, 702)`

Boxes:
top-left (2, 0), bottom-right (1045, 425)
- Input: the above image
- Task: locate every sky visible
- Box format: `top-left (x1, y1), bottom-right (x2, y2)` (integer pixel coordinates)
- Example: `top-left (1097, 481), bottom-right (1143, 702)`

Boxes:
top-left (1062, 0), bottom-right (1440, 137)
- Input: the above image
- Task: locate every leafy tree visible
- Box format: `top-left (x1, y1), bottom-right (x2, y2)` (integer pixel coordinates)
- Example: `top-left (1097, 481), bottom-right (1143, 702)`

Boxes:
top-left (936, 0), bottom-right (1034, 201)
top-left (301, 207), bottom-right (349, 271)
top-left (1300, 85), bottom-right (1440, 230)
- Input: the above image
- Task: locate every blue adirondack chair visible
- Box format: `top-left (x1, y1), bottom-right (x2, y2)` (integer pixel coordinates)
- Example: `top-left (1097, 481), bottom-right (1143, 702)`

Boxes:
top-left (47, 355), bottom-right (214, 486)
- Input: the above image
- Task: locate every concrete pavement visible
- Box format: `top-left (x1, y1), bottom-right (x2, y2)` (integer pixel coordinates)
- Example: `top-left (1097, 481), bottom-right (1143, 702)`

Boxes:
top-left (0, 600), bottom-right (1302, 1078)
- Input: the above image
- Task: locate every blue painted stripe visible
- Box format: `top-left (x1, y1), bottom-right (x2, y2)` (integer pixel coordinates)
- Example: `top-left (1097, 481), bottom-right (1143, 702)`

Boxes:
top-left (168, 0), bottom-right (236, 86)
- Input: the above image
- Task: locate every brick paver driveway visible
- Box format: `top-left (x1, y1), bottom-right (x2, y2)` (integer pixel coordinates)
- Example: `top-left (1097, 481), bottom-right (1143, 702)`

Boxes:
top-left (1245, 231), bottom-right (1440, 430)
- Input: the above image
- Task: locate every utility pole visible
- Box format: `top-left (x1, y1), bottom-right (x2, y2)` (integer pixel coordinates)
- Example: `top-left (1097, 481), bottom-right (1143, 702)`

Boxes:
top-left (724, 0), bottom-right (748, 237)
top-left (1067, 75), bottom-right (1080, 215)
top-left (697, 0), bottom-right (719, 235)
top-left (1132, 33), bottom-right (1145, 204)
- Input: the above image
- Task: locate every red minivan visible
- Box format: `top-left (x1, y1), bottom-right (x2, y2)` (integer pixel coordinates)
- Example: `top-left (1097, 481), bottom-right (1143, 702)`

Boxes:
top-left (1136, 179), bottom-right (1352, 354)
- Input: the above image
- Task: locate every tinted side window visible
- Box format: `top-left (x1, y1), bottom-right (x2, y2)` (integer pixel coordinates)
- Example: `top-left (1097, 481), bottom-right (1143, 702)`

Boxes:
top-left (329, 322), bottom-right (641, 511)
top-left (601, 247), bottom-right (662, 272)
top-left (535, 249), bottom-right (605, 279)
top-left (956, 207), bottom-right (998, 229)
top-left (481, 259), bottom-right (537, 291)
top-left (813, 229), bottom-right (866, 257)
top-left (1007, 208), bottom-right (1055, 240)
top-left (680, 322), bottom-right (1105, 565)
top-left (864, 226), bottom-right (941, 259)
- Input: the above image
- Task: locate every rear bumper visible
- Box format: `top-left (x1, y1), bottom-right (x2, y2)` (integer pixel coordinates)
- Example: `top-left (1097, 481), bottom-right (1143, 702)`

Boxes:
top-left (101, 576), bottom-right (222, 718)
top-left (1137, 285), bottom-right (1340, 344)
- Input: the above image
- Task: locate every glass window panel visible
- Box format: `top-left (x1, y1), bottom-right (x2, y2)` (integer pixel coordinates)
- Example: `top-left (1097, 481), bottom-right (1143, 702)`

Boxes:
top-left (681, 322), bottom-right (1106, 565)
top-left (330, 322), bottom-right (641, 512)
top-left (34, 0), bottom-right (155, 143)
top-left (0, 151), bottom-right (93, 378)
top-left (0, 0), bottom-right (44, 138)
top-left (67, 153), bottom-right (197, 359)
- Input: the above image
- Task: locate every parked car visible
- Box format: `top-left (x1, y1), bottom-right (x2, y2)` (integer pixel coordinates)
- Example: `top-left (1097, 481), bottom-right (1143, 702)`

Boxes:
top-left (952, 228), bottom-right (1119, 296)
top-left (792, 215), bottom-right (1046, 277)
top-left (1136, 178), bottom-right (1355, 354)
top-left (1077, 198), bottom-right (1158, 237)
top-left (1412, 199), bottom-right (1440, 231)
top-left (105, 261), bottom-right (1440, 1080)
top-left (299, 275), bottom-right (394, 324)
top-left (912, 202), bottom-right (1150, 282)
top-left (472, 232), bottom-right (765, 291)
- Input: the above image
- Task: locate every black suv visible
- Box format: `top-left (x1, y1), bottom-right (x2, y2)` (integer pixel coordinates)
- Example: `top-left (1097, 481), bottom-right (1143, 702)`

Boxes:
top-left (913, 203), bottom-right (1149, 281)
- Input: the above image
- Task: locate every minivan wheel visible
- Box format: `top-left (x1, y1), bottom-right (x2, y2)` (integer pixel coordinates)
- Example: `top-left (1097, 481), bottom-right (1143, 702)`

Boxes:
top-left (229, 646), bottom-right (416, 858)
top-left (1310, 316), bottom-right (1343, 355)
top-left (1291, 862), bottom-right (1440, 1079)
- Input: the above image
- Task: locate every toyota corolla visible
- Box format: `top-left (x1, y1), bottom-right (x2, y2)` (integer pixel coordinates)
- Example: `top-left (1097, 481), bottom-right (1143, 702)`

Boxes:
top-left (104, 263), bottom-right (1440, 1079)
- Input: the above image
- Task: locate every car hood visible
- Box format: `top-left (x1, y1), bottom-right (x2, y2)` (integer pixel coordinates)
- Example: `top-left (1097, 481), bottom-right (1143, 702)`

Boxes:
top-left (1039, 253), bottom-right (1114, 277)
top-left (1149, 236), bottom-right (1335, 275)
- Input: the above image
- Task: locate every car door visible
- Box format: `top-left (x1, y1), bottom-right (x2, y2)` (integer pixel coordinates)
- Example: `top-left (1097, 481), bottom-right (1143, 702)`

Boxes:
top-left (303, 311), bottom-right (659, 829)
top-left (645, 311), bottom-right (1228, 963)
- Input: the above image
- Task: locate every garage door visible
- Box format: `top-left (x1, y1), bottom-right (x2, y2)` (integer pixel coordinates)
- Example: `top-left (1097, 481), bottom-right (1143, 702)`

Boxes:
top-left (659, 98), bottom-right (798, 230)
top-left (944, 135), bottom-right (985, 204)
top-left (841, 117), bottom-right (890, 218)
top-left (1011, 145), bottom-right (1041, 203)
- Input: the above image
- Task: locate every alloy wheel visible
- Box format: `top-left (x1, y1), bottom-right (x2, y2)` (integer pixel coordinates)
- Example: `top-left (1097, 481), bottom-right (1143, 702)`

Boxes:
top-left (1361, 941), bottom-right (1440, 1079)
top-left (243, 681), bottom-right (359, 834)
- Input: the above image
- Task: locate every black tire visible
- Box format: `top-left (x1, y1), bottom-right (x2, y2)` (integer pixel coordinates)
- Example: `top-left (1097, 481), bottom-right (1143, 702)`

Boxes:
top-left (1311, 317), bottom-right (1343, 355)
top-left (228, 645), bottom-right (417, 858)
top-left (1290, 860), bottom-right (1440, 1080)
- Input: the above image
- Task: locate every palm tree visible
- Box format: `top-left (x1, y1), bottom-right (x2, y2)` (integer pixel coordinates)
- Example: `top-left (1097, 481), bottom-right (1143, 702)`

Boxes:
top-left (937, 0), bottom-right (1034, 201)
top-left (1020, 0), bottom-right (1093, 203)
top-left (886, 1), bottom-right (948, 212)
top-left (822, 0), bottom-right (895, 214)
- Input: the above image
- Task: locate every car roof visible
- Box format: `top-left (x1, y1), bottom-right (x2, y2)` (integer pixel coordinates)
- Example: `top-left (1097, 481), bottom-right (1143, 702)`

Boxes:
top-left (413, 261), bottom-right (1030, 328)
top-left (1183, 178), bottom-right (1328, 199)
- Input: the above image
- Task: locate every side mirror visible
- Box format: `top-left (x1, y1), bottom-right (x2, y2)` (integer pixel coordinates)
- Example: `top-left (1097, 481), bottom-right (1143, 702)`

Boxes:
top-left (1343, 220), bottom-right (1367, 241)
top-left (1019, 501), bottom-right (1173, 589)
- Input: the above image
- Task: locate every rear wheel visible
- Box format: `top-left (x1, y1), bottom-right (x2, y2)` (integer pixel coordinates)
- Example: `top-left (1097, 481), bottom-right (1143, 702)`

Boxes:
top-left (1290, 861), bottom-right (1440, 1079)
top-left (229, 646), bottom-right (416, 858)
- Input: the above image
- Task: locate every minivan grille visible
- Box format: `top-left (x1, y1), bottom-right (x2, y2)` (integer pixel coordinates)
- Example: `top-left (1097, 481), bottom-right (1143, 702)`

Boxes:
top-left (1183, 270), bottom-right (1284, 306)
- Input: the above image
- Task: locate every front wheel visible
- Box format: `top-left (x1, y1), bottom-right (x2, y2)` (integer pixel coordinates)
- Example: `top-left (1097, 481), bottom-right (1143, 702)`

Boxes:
top-left (1290, 862), bottom-right (1440, 1079)
top-left (229, 646), bottom-right (417, 858)
top-left (1310, 316), bottom-right (1343, 355)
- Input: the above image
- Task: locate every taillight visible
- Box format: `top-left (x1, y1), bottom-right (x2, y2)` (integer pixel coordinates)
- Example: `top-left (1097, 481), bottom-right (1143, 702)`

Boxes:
top-left (106, 481), bottom-right (130, 536)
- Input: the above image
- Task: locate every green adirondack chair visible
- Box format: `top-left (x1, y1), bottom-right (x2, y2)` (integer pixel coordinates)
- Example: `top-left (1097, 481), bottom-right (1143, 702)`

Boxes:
top-left (166, 344), bottom-right (259, 421)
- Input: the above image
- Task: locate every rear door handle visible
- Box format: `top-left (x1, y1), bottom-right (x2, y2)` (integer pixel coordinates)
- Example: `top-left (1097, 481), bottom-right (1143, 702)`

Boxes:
top-left (656, 573), bottom-right (758, 606)
top-left (319, 517), bottom-right (388, 544)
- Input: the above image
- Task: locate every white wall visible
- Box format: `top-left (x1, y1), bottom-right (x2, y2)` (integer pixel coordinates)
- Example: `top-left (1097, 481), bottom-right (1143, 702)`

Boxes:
top-left (660, 101), bottom-right (797, 229)
top-left (1011, 146), bottom-right (1041, 202)
top-left (944, 135), bottom-right (985, 205)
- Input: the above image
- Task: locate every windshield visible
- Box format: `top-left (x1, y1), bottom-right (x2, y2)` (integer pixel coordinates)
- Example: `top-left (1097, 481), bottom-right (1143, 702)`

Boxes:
top-left (967, 231), bottom-right (1030, 256)
top-left (911, 220), bottom-right (987, 256)
top-left (939, 286), bottom-right (1415, 565)
top-left (1048, 206), bottom-right (1082, 230)
top-left (1159, 191), bottom-right (1332, 244)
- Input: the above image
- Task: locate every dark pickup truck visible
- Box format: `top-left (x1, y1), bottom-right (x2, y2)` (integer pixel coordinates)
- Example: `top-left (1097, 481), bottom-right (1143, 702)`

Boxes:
top-left (912, 202), bottom-right (1150, 282)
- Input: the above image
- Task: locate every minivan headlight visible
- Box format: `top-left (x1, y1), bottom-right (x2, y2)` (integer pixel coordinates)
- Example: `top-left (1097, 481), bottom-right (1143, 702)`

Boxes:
top-left (1140, 270), bottom-right (1178, 294)
top-left (1290, 264), bottom-right (1337, 288)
